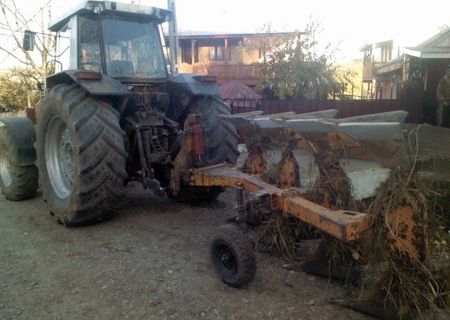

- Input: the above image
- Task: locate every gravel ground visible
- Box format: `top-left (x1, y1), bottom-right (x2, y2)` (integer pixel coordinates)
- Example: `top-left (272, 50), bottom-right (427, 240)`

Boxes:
top-left (0, 185), bottom-right (372, 320)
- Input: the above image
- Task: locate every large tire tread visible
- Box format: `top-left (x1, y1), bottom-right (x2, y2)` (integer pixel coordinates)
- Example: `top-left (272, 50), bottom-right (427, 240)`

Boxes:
top-left (190, 96), bottom-right (240, 166)
top-left (36, 83), bottom-right (127, 226)
top-left (210, 224), bottom-right (256, 288)
top-left (0, 124), bottom-right (38, 201)
top-left (171, 96), bottom-right (239, 204)
top-left (0, 165), bottom-right (38, 201)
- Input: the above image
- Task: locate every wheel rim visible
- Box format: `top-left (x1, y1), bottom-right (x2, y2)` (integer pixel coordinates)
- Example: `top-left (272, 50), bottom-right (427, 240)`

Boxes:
top-left (213, 241), bottom-right (238, 277)
top-left (0, 143), bottom-right (13, 187)
top-left (45, 116), bottom-right (75, 199)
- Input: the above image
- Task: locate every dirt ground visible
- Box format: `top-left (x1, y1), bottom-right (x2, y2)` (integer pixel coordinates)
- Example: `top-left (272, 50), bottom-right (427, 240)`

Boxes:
top-left (0, 185), bottom-right (372, 320)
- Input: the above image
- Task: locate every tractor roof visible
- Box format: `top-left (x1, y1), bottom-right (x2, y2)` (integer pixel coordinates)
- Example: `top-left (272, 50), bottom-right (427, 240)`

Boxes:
top-left (49, 0), bottom-right (172, 32)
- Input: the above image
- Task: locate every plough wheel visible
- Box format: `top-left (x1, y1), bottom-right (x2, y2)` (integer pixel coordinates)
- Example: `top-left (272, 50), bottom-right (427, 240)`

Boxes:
top-left (209, 224), bottom-right (256, 288)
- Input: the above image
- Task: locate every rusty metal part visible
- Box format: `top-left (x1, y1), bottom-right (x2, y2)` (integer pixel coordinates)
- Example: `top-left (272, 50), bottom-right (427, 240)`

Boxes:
top-left (192, 123), bottom-right (204, 160)
top-left (190, 164), bottom-right (280, 193)
top-left (226, 109), bottom-right (338, 153)
top-left (230, 110), bottom-right (415, 168)
top-left (25, 107), bottom-right (37, 124)
top-left (242, 144), bottom-right (266, 175)
top-left (170, 114), bottom-right (202, 194)
top-left (283, 196), bottom-right (371, 242)
top-left (386, 206), bottom-right (427, 260)
top-left (288, 119), bottom-right (409, 168)
top-left (189, 164), bottom-right (371, 242)
top-left (235, 185), bottom-right (247, 228)
top-left (278, 137), bottom-right (300, 188)
top-left (187, 110), bottom-right (442, 257)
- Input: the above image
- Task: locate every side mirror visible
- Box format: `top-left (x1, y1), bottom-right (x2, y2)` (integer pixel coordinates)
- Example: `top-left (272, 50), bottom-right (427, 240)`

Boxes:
top-left (23, 30), bottom-right (35, 51)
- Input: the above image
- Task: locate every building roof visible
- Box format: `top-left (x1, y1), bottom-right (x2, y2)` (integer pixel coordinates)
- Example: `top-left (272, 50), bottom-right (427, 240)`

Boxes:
top-left (219, 80), bottom-right (261, 100)
top-left (375, 55), bottom-right (404, 75)
top-left (404, 27), bottom-right (450, 58)
top-left (176, 31), bottom-right (299, 40)
top-left (360, 39), bottom-right (394, 52)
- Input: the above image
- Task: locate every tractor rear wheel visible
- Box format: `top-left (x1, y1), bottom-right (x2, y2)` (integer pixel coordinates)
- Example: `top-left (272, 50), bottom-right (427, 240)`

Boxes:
top-left (0, 121), bottom-right (38, 201)
top-left (170, 96), bottom-right (239, 203)
top-left (36, 84), bottom-right (128, 226)
top-left (189, 96), bottom-right (239, 165)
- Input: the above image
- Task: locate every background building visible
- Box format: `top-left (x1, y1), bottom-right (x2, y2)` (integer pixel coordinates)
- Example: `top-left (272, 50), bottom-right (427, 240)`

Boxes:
top-left (168, 32), bottom-right (297, 87)
top-left (361, 27), bottom-right (450, 123)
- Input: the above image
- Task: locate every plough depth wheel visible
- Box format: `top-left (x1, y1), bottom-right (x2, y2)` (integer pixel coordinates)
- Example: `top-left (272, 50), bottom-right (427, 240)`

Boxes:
top-left (209, 224), bottom-right (256, 288)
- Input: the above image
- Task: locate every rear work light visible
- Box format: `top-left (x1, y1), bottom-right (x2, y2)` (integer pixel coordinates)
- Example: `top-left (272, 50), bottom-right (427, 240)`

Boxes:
top-left (75, 71), bottom-right (102, 81)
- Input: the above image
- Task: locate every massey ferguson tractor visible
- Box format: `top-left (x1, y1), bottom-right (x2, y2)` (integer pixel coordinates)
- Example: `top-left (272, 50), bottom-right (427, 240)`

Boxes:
top-left (0, 1), bottom-right (239, 226)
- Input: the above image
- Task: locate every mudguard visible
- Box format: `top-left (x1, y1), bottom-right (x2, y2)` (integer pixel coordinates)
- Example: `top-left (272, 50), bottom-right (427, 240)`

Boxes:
top-left (168, 73), bottom-right (220, 96)
top-left (0, 117), bottom-right (36, 166)
top-left (46, 70), bottom-right (130, 96)
top-left (167, 73), bottom-right (221, 120)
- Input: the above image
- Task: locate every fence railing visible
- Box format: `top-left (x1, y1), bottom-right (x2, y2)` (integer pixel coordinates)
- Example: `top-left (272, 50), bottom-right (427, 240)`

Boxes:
top-left (225, 97), bottom-right (262, 114)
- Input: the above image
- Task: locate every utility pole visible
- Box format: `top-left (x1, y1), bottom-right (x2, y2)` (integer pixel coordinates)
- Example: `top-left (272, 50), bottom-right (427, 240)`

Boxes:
top-left (167, 0), bottom-right (179, 74)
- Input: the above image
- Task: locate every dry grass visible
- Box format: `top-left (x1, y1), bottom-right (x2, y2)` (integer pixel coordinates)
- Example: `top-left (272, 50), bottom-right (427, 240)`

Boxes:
top-left (256, 140), bottom-right (449, 318)
top-left (365, 168), bottom-right (449, 318)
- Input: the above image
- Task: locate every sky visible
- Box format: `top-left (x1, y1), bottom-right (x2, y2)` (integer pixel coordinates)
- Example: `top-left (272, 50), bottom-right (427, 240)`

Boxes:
top-left (1, 0), bottom-right (449, 68)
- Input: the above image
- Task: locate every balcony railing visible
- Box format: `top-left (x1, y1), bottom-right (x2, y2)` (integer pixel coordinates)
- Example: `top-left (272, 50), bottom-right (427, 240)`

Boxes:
top-left (189, 64), bottom-right (259, 86)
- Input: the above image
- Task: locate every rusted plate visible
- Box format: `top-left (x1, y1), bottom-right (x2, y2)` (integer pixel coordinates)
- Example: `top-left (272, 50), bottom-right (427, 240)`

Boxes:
top-left (189, 164), bottom-right (371, 242)
top-left (281, 195), bottom-right (371, 242)
top-left (386, 206), bottom-right (427, 260)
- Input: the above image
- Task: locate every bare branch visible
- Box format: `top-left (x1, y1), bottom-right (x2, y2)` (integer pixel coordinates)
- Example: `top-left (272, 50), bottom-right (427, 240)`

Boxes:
top-left (0, 45), bottom-right (29, 64)
top-left (10, 0), bottom-right (29, 28)
top-left (0, 2), bottom-right (39, 70)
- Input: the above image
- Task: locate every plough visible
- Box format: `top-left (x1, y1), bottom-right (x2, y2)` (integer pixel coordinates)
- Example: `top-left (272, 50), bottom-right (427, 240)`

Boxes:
top-left (170, 108), bottom-right (450, 317)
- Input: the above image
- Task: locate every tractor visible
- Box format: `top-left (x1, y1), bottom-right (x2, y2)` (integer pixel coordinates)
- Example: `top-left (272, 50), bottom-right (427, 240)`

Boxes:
top-left (3, 3), bottom-right (450, 313)
top-left (0, 0), bottom-right (239, 226)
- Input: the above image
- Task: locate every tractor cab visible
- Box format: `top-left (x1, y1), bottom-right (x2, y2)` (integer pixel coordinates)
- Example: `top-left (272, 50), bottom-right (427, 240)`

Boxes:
top-left (48, 0), bottom-right (171, 79)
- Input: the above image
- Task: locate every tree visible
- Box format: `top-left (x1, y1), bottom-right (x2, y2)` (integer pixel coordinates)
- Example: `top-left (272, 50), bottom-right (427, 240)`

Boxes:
top-left (257, 21), bottom-right (352, 100)
top-left (0, 67), bottom-right (40, 112)
top-left (335, 59), bottom-right (363, 99)
top-left (0, 0), bottom-right (54, 87)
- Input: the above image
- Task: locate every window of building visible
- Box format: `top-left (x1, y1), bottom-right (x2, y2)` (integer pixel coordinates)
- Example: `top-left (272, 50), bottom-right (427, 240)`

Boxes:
top-left (181, 44), bottom-right (198, 64)
top-left (209, 45), bottom-right (230, 61)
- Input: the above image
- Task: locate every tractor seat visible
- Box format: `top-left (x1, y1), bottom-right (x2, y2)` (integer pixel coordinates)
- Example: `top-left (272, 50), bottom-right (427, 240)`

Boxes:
top-left (108, 60), bottom-right (134, 76)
